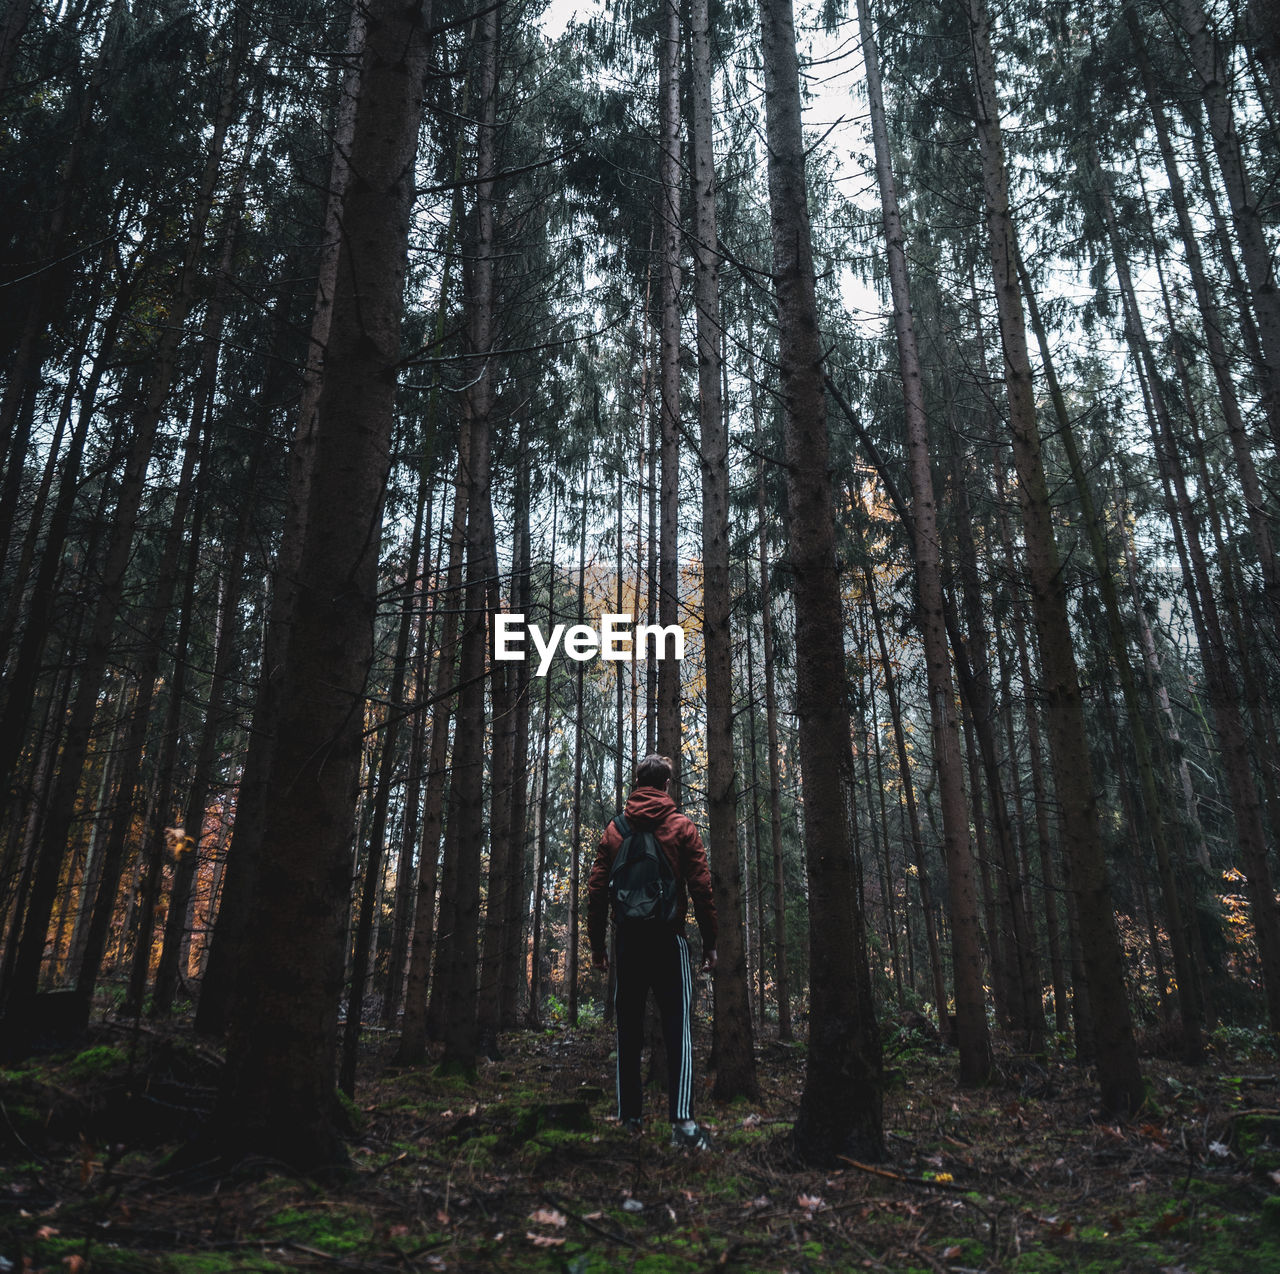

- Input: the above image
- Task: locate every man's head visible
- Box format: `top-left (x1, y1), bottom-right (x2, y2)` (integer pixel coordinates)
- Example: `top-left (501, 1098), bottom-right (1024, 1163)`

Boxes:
top-left (635, 753), bottom-right (673, 790)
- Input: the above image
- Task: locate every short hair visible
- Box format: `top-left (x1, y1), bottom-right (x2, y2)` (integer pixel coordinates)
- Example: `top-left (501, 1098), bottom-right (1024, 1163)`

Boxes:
top-left (635, 753), bottom-right (673, 789)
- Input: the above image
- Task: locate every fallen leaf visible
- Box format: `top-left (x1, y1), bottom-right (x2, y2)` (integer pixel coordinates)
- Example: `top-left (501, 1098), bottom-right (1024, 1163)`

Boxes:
top-left (1139, 1124), bottom-right (1169, 1148)
top-left (528, 1208), bottom-right (567, 1228)
top-left (62, 1257), bottom-right (86, 1273)
top-left (526, 1232), bottom-right (566, 1247)
top-left (35, 1226), bottom-right (59, 1240)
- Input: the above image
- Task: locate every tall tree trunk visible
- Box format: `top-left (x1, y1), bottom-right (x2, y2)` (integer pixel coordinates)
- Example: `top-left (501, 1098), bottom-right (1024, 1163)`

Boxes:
top-left (746, 321), bottom-right (792, 1041)
top-left (435, 0), bottom-right (500, 1078)
top-left (991, 472), bottom-right (1070, 1036)
top-left (386, 163), bottom-right (468, 1040)
top-left (340, 451), bottom-right (433, 1089)
top-left (743, 602), bottom-right (767, 1026)
top-left (1117, 502), bottom-right (1212, 879)
top-left (691, 0), bottom-right (757, 1100)
top-left (147, 150), bottom-right (262, 1018)
top-left (568, 463), bottom-right (589, 1027)
top-left (964, 0), bottom-right (1143, 1114)
top-left (1091, 149), bottom-right (1280, 1038)
top-left (477, 494), bottom-right (516, 1056)
top-left (856, 602), bottom-right (902, 1004)
top-left (949, 435), bottom-right (1042, 1049)
top-left (499, 431), bottom-right (533, 1028)
top-left (656, 0), bottom-right (682, 795)
top-left (209, 0), bottom-right (430, 1167)
top-left (759, 0), bottom-right (883, 1164)
top-left (1015, 238), bottom-right (1203, 1059)
top-left (124, 440), bottom-right (209, 1018)
top-left (195, 5), bottom-right (365, 1039)
top-left (397, 431), bottom-right (470, 1064)
top-left (855, 0), bottom-right (990, 1077)
top-left (526, 499), bottom-right (558, 1030)
top-left (382, 530), bottom-right (433, 1028)
top-left (864, 552), bottom-right (949, 1029)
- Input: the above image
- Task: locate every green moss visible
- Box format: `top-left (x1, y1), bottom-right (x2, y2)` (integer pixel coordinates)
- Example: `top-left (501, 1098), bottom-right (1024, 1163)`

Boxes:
top-left (1010, 1252), bottom-right (1068, 1273)
top-left (1237, 1114), bottom-right (1280, 1156)
top-left (530, 1127), bottom-right (592, 1146)
top-left (718, 1124), bottom-right (771, 1149)
top-left (938, 1237), bottom-right (985, 1264)
top-left (1189, 1221), bottom-right (1280, 1274)
top-left (167, 1254), bottom-right (290, 1272)
top-left (65, 1045), bottom-right (127, 1080)
top-left (435, 1056), bottom-right (478, 1083)
top-left (335, 1088), bottom-right (366, 1134)
top-left (628, 1253), bottom-right (702, 1273)
top-left (266, 1205), bottom-right (372, 1255)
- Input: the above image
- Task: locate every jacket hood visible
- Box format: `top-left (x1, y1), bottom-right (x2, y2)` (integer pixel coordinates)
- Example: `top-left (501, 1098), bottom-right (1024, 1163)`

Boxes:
top-left (623, 786), bottom-right (676, 828)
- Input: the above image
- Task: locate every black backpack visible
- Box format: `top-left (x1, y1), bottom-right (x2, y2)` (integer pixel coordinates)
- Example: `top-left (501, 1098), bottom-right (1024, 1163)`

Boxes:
top-left (608, 814), bottom-right (680, 927)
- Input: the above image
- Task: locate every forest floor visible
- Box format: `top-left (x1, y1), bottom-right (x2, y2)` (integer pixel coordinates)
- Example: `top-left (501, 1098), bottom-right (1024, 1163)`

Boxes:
top-left (2, 1010), bottom-right (1279, 1273)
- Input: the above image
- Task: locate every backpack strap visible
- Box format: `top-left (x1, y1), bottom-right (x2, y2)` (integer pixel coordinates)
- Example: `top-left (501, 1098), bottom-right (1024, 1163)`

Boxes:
top-left (610, 815), bottom-right (632, 874)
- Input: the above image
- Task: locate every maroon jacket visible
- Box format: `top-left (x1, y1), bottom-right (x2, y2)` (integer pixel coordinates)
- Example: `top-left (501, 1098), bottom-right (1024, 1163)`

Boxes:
top-left (587, 786), bottom-right (718, 956)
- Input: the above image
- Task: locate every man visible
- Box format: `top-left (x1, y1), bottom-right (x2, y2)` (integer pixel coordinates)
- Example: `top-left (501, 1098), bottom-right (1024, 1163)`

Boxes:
top-left (587, 753), bottom-right (717, 1149)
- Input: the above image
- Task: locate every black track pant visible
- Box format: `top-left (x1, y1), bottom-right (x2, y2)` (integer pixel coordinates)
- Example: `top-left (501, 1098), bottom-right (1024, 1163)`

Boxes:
top-left (613, 924), bottom-right (693, 1123)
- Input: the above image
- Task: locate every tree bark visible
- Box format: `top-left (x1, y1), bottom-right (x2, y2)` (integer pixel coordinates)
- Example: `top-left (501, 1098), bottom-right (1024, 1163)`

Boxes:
top-left (691, 0), bottom-right (757, 1100)
top-left (759, 0), bottom-right (884, 1164)
top-left (745, 321), bottom-right (792, 1041)
top-left (209, 0), bottom-right (431, 1167)
top-left (1091, 148), bottom-right (1280, 1038)
top-left (567, 459), bottom-right (589, 1028)
top-left (965, 0), bottom-right (1143, 1114)
top-left (855, 0), bottom-right (991, 1078)
top-left (435, 0), bottom-right (500, 1077)
top-left (656, 0), bottom-right (682, 796)
top-left (397, 427), bottom-right (469, 1064)
top-left (499, 430), bottom-right (534, 1027)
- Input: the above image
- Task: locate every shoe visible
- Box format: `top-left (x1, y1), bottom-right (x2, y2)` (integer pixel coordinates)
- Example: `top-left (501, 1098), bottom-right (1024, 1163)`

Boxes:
top-left (623, 1117), bottom-right (643, 1135)
top-left (670, 1122), bottom-right (712, 1150)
